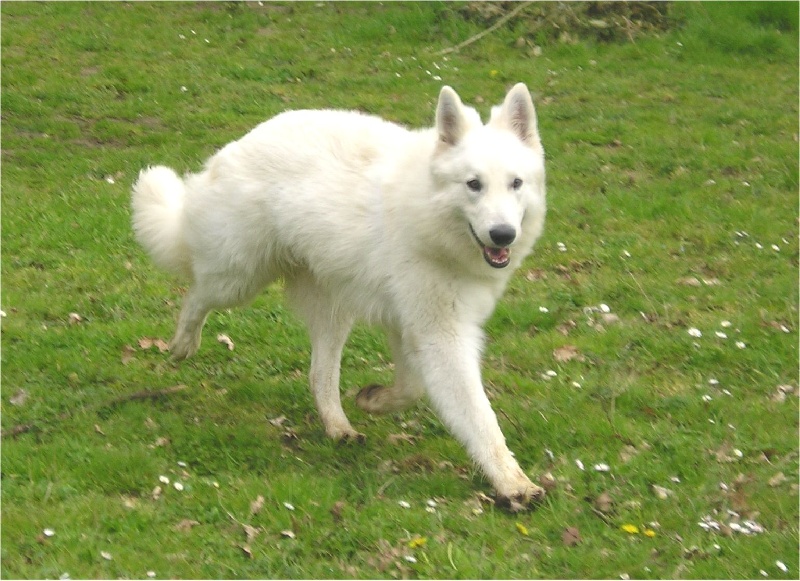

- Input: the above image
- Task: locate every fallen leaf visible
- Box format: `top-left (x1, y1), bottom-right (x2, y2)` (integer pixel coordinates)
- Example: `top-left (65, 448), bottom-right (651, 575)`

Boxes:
top-left (557, 320), bottom-right (577, 336)
top-left (241, 544), bottom-right (253, 559)
top-left (269, 415), bottom-right (288, 427)
top-left (562, 526), bottom-right (581, 546)
top-left (539, 472), bottom-right (558, 492)
top-left (9, 389), bottom-right (28, 407)
top-left (652, 485), bottom-right (674, 500)
top-left (243, 524), bottom-right (260, 544)
top-left (553, 344), bottom-right (581, 363)
top-left (768, 472), bottom-right (787, 487)
top-left (677, 276), bottom-right (702, 287)
top-left (138, 337), bottom-right (170, 352)
top-left (94, 424), bottom-right (106, 436)
top-left (594, 491), bottom-right (614, 514)
top-left (387, 432), bottom-right (417, 445)
top-left (174, 519), bottom-right (200, 532)
top-left (68, 312), bottom-right (83, 325)
top-left (250, 495), bottom-right (265, 515)
top-left (121, 344), bottom-right (136, 365)
top-left (280, 529), bottom-right (296, 539)
top-left (330, 500), bottom-right (346, 522)
top-left (217, 333), bottom-right (234, 351)
top-left (619, 445), bottom-right (638, 463)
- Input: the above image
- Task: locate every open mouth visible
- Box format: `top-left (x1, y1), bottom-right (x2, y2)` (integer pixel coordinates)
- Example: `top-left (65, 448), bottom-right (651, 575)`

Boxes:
top-left (469, 224), bottom-right (511, 269)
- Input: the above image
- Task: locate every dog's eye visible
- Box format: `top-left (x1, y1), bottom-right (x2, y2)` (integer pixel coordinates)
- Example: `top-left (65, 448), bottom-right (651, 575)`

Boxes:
top-left (466, 179), bottom-right (482, 192)
top-left (511, 178), bottom-right (523, 190)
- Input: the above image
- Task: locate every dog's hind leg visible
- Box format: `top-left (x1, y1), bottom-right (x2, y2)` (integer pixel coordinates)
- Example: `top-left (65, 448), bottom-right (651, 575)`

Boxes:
top-left (170, 268), bottom-right (271, 360)
top-left (356, 328), bottom-right (424, 414)
top-left (287, 275), bottom-right (362, 442)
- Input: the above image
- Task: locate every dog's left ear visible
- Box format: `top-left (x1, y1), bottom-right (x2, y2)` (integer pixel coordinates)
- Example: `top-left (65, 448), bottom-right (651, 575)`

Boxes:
top-left (492, 83), bottom-right (540, 149)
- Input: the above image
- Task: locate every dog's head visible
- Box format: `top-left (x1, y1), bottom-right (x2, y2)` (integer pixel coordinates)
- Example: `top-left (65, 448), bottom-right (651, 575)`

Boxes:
top-left (431, 84), bottom-right (546, 272)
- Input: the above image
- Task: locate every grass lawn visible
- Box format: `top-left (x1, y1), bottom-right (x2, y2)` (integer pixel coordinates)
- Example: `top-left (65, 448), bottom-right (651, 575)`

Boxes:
top-left (1, 2), bottom-right (797, 579)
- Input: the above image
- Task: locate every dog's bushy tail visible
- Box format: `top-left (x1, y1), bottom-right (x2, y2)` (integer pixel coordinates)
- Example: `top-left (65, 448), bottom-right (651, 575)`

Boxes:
top-left (132, 166), bottom-right (191, 278)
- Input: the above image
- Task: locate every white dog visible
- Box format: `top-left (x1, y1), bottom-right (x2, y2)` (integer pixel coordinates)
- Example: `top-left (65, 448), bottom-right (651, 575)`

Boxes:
top-left (132, 83), bottom-right (547, 510)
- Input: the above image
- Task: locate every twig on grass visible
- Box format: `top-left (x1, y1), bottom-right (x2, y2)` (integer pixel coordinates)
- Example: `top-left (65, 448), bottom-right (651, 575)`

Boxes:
top-left (437, 1), bottom-right (534, 56)
top-left (1, 384), bottom-right (188, 439)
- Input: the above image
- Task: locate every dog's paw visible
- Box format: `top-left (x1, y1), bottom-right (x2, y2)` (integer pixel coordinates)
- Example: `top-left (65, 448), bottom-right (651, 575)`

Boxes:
top-left (326, 425), bottom-right (366, 444)
top-left (336, 430), bottom-right (367, 445)
top-left (355, 384), bottom-right (386, 413)
top-left (168, 335), bottom-right (199, 361)
top-left (495, 483), bottom-right (546, 513)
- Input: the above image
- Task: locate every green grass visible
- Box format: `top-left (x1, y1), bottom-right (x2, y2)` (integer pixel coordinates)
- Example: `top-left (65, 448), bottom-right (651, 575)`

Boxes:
top-left (2, 2), bottom-right (797, 579)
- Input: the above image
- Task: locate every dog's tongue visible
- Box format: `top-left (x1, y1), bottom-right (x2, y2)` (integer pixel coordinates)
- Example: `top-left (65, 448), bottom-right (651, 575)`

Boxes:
top-left (484, 246), bottom-right (510, 268)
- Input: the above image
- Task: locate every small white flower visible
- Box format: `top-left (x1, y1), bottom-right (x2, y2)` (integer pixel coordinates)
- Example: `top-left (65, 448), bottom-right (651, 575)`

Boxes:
top-left (719, 482), bottom-right (729, 491)
top-left (688, 327), bottom-right (702, 338)
top-left (575, 459), bottom-right (585, 471)
top-left (177, 461), bottom-right (187, 468)
top-left (545, 449), bottom-right (555, 461)
top-left (173, 482), bottom-right (184, 491)
top-left (594, 463), bottom-right (610, 472)
top-left (404, 555), bottom-right (417, 564)
top-left (426, 499), bottom-right (438, 508)
top-left (759, 570), bottom-right (768, 577)
top-left (101, 551), bottom-right (113, 561)
top-left (180, 86), bottom-right (188, 93)
top-left (715, 331), bottom-right (728, 339)
top-left (147, 572), bottom-right (156, 579)
top-left (398, 500), bottom-right (411, 509)
top-left (702, 394), bottom-right (713, 402)
top-left (546, 370), bottom-right (557, 377)
top-left (755, 242), bottom-right (764, 249)
top-left (708, 378), bottom-right (720, 385)
top-left (539, 306), bottom-right (549, 313)
top-left (734, 449), bottom-right (743, 458)
top-left (600, 304), bottom-right (611, 313)
top-left (283, 502), bottom-right (295, 511)
top-left (736, 341), bottom-right (746, 349)
top-left (721, 320), bottom-right (732, 328)
top-left (43, 528), bottom-right (55, 537)
top-left (557, 242), bottom-right (567, 252)
top-left (159, 475), bottom-right (170, 485)
top-left (771, 244), bottom-right (780, 252)
top-left (572, 381), bottom-right (582, 389)
top-left (623, 250), bottom-right (632, 258)
top-left (105, 176), bottom-right (115, 184)
top-left (776, 561), bottom-right (788, 573)
top-left (670, 476), bottom-right (681, 483)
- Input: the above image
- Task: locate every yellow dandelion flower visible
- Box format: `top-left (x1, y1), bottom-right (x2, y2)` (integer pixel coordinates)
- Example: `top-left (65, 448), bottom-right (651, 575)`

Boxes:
top-left (644, 529), bottom-right (656, 538)
top-left (408, 536), bottom-right (427, 549)
top-left (621, 524), bottom-right (640, 534)
top-left (516, 522), bottom-right (530, 536)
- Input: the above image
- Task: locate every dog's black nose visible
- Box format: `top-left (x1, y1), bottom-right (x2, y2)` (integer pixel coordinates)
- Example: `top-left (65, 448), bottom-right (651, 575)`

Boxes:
top-left (489, 224), bottom-right (517, 246)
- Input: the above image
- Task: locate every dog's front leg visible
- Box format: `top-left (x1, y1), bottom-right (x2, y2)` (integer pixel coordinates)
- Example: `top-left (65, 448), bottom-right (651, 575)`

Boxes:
top-left (406, 326), bottom-right (544, 510)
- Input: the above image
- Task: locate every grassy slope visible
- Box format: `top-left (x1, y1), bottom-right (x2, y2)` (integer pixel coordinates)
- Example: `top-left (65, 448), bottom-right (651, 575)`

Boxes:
top-left (1, 2), bottom-right (797, 579)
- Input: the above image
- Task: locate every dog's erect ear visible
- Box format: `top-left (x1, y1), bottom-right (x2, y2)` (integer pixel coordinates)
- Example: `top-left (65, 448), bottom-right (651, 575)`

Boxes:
top-left (436, 86), bottom-right (466, 146)
top-left (492, 83), bottom-right (540, 149)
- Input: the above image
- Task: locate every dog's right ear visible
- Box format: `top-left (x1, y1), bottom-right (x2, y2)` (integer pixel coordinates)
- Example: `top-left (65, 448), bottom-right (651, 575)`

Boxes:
top-left (436, 86), bottom-right (466, 146)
